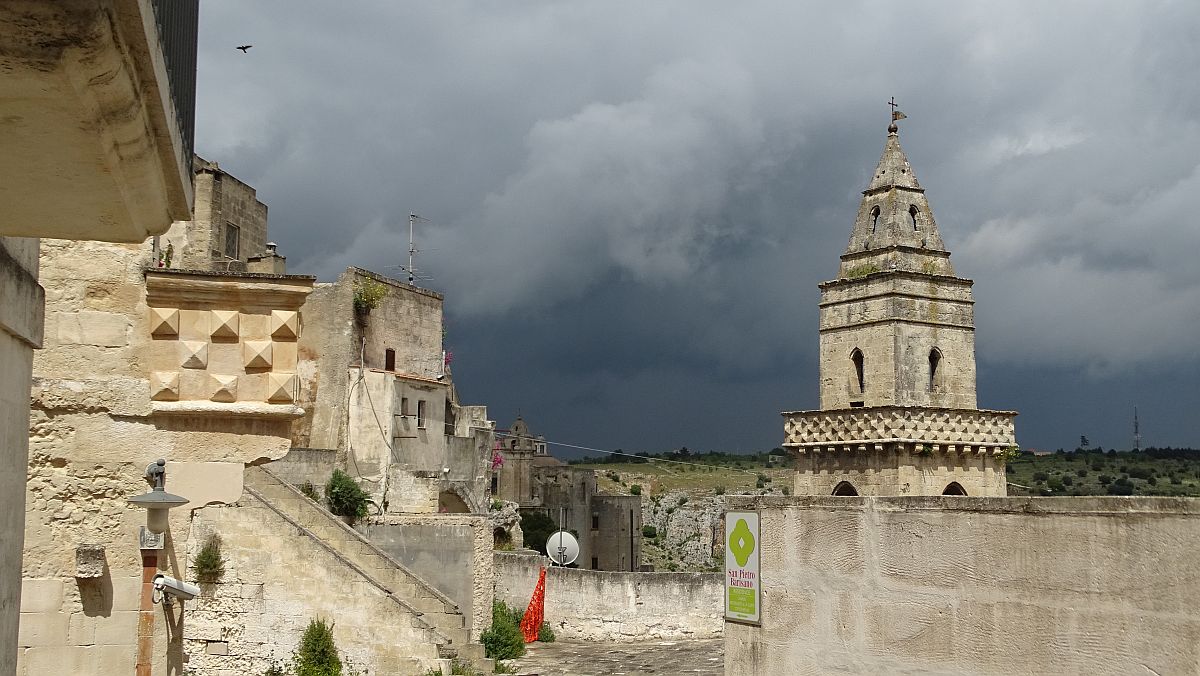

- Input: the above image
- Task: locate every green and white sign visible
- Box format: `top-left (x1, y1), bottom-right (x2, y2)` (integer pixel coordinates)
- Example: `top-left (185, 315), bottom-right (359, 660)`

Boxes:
top-left (724, 510), bottom-right (761, 625)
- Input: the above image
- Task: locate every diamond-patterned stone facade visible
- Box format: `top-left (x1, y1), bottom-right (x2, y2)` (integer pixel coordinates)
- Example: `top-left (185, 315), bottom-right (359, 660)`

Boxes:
top-left (210, 374), bottom-right (238, 402)
top-left (148, 307), bottom-right (179, 337)
top-left (149, 372), bottom-right (179, 401)
top-left (180, 341), bottom-right (208, 369)
top-left (243, 340), bottom-right (272, 369)
top-left (783, 406), bottom-right (1016, 450)
top-left (267, 373), bottom-right (296, 403)
top-left (210, 310), bottom-right (239, 339)
top-left (270, 310), bottom-right (300, 340)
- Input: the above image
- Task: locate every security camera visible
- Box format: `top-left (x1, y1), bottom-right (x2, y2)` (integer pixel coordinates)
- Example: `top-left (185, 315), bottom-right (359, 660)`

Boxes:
top-left (436, 374), bottom-right (445, 381)
top-left (153, 573), bottom-right (200, 604)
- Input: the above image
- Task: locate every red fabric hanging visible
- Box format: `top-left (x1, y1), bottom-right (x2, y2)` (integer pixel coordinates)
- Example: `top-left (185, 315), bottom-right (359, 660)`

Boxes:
top-left (519, 567), bottom-right (546, 643)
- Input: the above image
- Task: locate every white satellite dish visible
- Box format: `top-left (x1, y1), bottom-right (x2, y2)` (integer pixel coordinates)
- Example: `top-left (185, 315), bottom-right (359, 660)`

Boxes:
top-left (545, 530), bottom-right (579, 566)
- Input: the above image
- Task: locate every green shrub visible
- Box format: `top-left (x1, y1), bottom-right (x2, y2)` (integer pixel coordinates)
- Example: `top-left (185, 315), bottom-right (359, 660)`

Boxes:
top-left (714, 485), bottom-right (726, 496)
top-left (299, 481), bottom-right (320, 502)
top-left (493, 661), bottom-right (519, 674)
top-left (480, 602), bottom-right (525, 660)
top-left (193, 534), bottom-right (225, 583)
top-left (677, 496), bottom-right (688, 506)
top-left (519, 511), bottom-right (558, 555)
top-left (642, 525), bottom-right (657, 538)
top-left (324, 470), bottom-right (370, 523)
top-left (264, 663), bottom-right (287, 676)
top-left (755, 479), bottom-right (765, 489)
top-left (537, 621), bottom-right (556, 643)
top-left (293, 618), bottom-right (343, 676)
top-left (1098, 474), bottom-right (1113, 484)
top-left (782, 486), bottom-right (792, 496)
top-left (629, 484), bottom-right (642, 496)
top-left (352, 277), bottom-right (388, 312)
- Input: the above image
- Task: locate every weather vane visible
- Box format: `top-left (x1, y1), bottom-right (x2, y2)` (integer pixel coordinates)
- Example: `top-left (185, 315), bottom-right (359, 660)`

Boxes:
top-left (888, 96), bottom-right (906, 132)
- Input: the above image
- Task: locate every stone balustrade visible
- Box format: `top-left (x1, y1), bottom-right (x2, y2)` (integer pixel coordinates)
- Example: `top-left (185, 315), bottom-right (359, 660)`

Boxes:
top-left (783, 405), bottom-right (1017, 452)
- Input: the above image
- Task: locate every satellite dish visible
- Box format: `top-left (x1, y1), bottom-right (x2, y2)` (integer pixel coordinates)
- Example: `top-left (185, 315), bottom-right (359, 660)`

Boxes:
top-left (545, 530), bottom-right (579, 566)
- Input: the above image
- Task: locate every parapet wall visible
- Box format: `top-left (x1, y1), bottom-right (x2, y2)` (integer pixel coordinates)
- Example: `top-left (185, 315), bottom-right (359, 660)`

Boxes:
top-left (723, 495), bottom-right (1200, 675)
top-left (494, 551), bottom-right (722, 641)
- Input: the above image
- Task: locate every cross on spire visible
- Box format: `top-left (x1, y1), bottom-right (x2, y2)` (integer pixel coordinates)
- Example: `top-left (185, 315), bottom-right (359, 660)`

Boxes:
top-left (888, 96), bottom-right (898, 116)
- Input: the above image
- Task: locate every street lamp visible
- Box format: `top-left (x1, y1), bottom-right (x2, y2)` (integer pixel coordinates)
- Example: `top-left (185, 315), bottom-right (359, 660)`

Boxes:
top-left (128, 459), bottom-right (189, 534)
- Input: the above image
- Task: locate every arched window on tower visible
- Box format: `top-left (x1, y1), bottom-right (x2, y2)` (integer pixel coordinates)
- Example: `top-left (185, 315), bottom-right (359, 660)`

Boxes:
top-left (928, 348), bottom-right (942, 392)
top-left (942, 482), bottom-right (967, 496)
top-left (832, 481), bottom-right (859, 496)
top-left (909, 205), bottom-right (920, 230)
top-left (870, 206), bottom-right (881, 233)
top-left (850, 348), bottom-right (865, 406)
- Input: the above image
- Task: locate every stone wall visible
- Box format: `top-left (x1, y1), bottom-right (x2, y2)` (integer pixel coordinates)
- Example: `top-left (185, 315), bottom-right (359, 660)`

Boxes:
top-left (724, 495), bottom-right (1200, 675)
top-left (21, 239), bottom-right (312, 676)
top-left (591, 495), bottom-right (642, 572)
top-left (494, 551), bottom-right (723, 641)
top-left (791, 444), bottom-right (1007, 497)
top-left (186, 496), bottom-right (449, 674)
top-left (359, 515), bottom-right (493, 641)
top-left (263, 448), bottom-right (337, 491)
top-left (0, 237), bottom-right (42, 676)
top-left (818, 272), bottom-right (977, 410)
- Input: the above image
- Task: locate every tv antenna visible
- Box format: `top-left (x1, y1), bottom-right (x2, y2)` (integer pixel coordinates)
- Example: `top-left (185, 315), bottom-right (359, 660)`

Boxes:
top-left (397, 213), bottom-right (434, 285)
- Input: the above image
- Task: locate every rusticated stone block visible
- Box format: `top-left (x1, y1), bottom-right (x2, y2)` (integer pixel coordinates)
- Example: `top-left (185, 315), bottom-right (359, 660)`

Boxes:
top-left (149, 372), bottom-right (180, 401)
top-left (243, 340), bottom-right (272, 369)
top-left (210, 374), bottom-right (238, 402)
top-left (210, 310), bottom-right (239, 339)
top-left (148, 307), bottom-right (179, 337)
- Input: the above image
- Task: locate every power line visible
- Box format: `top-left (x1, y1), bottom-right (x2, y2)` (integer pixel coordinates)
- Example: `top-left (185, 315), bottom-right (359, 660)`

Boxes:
top-left (493, 431), bottom-right (761, 476)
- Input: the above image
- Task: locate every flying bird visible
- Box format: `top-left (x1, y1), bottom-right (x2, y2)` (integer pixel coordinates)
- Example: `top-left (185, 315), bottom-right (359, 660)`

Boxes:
top-left (236, 45), bottom-right (252, 53)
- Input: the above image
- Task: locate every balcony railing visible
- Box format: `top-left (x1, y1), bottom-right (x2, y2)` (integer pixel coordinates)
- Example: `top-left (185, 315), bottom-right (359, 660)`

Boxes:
top-left (149, 0), bottom-right (198, 160)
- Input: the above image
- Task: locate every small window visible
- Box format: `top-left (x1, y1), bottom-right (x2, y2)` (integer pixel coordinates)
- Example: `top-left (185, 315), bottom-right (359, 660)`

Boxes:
top-left (909, 205), bottom-right (919, 231)
top-left (401, 397), bottom-right (409, 417)
top-left (870, 206), bottom-right (881, 233)
top-left (591, 556), bottom-right (599, 570)
top-left (490, 475), bottom-right (498, 493)
top-left (929, 348), bottom-right (942, 392)
top-left (385, 348), bottom-right (396, 371)
top-left (416, 400), bottom-right (427, 429)
top-left (832, 481), bottom-right (859, 496)
top-left (224, 223), bottom-right (240, 259)
top-left (851, 348), bottom-right (865, 394)
top-left (591, 513), bottom-right (600, 530)
top-left (943, 482), bottom-right (967, 496)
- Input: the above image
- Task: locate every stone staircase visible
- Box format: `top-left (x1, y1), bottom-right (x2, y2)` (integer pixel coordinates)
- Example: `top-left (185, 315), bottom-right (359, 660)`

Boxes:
top-left (244, 464), bottom-right (493, 672)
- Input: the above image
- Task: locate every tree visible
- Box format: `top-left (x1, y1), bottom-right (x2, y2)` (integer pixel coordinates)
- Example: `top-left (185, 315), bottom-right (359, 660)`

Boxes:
top-left (293, 618), bottom-right (343, 676)
top-left (520, 511), bottom-right (558, 555)
top-left (1080, 436), bottom-right (1090, 449)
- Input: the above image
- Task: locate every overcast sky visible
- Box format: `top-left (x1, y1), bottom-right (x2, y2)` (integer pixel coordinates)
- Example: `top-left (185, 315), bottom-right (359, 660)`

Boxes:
top-left (195, 1), bottom-right (1200, 457)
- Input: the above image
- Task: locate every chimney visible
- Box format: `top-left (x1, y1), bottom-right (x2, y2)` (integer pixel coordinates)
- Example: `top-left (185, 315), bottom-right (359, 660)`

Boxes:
top-left (247, 241), bottom-right (287, 274)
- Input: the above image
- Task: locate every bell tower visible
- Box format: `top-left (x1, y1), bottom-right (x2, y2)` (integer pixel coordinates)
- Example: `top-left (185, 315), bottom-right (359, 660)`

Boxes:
top-left (785, 111), bottom-right (1017, 497)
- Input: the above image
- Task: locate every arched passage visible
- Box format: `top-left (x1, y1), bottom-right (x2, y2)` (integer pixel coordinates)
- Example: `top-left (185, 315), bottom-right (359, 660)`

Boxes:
top-left (438, 490), bottom-right (470, 513)
top-left (942, 482), bottom-right (967, 496)
top-left (832, 481), bottom-right (859, 496)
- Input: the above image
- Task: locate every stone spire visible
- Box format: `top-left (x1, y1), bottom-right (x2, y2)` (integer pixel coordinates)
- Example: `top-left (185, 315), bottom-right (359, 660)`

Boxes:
top-left (839, 122), bottom-right (953, 277)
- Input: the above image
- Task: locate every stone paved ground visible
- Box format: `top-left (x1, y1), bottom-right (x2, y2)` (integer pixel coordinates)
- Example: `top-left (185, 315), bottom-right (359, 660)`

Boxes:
top-left (505, 639), bottom-right (724, 676)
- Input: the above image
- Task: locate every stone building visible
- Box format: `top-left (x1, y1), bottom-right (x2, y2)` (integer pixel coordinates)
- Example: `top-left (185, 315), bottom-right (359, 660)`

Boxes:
top-left (1, 2), bottom-right (197, 673)
top-left (291, 267), bottom-right (495, 514)
top-left (159, 156), bottom-right (271, 271)
top-left (783, 119), bottom-right (1016, 497)
top-left (495, 417), bottom-right (642, 570)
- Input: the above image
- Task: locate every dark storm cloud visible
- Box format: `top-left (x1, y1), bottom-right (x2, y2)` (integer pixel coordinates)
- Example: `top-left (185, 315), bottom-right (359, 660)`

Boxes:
top-left (195, 1), bottom-right (1200, 453)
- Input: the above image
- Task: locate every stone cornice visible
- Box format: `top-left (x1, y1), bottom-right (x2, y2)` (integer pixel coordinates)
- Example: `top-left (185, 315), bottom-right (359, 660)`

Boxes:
top-left (151, 401), bottom-right (305, 419)
top-left (820, 268), bottom-right (974, 290)
top-left (145, 269), bottom-right (314, 310)
top-left (782, 405), bottom-right (1017, 449)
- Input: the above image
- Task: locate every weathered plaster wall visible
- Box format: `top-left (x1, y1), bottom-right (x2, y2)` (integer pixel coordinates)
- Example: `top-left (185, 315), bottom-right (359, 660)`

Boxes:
top-left (724, 495), bottom-right (1200, 676)
top-left (359, 515), bottom-right (494, 641)
top-left (494, 551), bottom-right (723, 641)
top-left (0, 237), bottom-right (42, 676)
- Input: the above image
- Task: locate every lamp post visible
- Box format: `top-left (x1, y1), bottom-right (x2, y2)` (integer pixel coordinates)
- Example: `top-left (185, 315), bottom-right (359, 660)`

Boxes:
top-left (128, 458), bottom-right (189, 534)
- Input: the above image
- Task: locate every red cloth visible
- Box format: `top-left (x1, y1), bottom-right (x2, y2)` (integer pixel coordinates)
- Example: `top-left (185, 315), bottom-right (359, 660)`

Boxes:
top-left (519, 567), bottom-right (546, 643)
